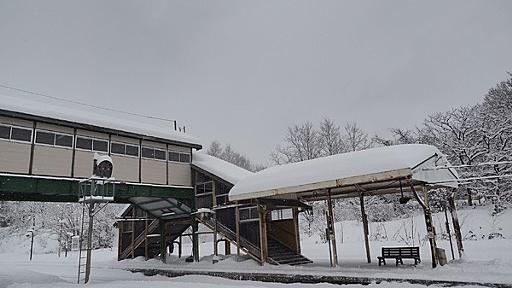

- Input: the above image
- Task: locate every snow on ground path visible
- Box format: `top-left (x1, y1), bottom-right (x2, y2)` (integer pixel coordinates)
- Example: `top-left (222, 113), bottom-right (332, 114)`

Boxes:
top-left (0, 253), bottom-right (455, 288)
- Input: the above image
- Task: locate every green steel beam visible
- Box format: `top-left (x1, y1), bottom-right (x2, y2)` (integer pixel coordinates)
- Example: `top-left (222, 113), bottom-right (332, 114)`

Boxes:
top-left (0, 175), bottom-right (194, 203)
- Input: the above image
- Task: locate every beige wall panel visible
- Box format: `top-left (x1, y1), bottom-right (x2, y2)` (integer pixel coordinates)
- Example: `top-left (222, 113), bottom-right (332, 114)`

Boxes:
top-left (111, 135), bottom-right (139, 145)
top-left (141, 159), bottom-right (166, 184)
top-left (74, 150), bottom-right (95, 178)
top-left (168, 145), bottom-right (191, 153)
top-left (0, 141), bottom-right (31, 173)
top-left (32, 146), bottom-right (73, 176)
top-left (76, 129), bottom-right (109, 140)
top-left (111, 155), bottom-right (139, 182)
top-left (141, 140), bottom-right (166, 149)
top-left (36, 122), bottom-right (74, 134)
top-left (0, 116), bottom-right (33, 128)
top-left (168, 162), bottom-right (191, 186)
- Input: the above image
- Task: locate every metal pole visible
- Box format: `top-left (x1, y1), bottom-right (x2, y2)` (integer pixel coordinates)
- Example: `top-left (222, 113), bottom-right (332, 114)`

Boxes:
top-left (29, 216), bottom-right (35, 261)
top-left (85, 203), bottom-right (94, 283)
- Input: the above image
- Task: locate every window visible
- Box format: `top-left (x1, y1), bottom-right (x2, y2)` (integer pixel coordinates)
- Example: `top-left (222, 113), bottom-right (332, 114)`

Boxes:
top-left (271, 209), bottom-right (293, 220)
top-left (168, 151), bottom-right (180, 162)
top-left (111, 142), bottom-right (139, 157)
top-left (239, 206), bottom-right (259, 222)
top-left (76, 137), bottom-right (92, 150)
top-left (169, 151), bottom-right (191, 163)
top-left (142, 147), bottom-right (154, 159)
top-left (92, 140), bottom-right (108, 152)
top-left (142, 146), bottom-right (167, 160)
top-left (11, 127), bottom-right (33, 142)
top-left (0, 125), bottom-right (10, 139)
top-left (0, 125), bottom-right (32, 143)
top-left (180, 153), bottom-right (191, 163)
top-left (35, 130), bottom-right (73, 147)
top-left (154, 149), bottom-right (166, 160)
top-left (55, 134), bottom-right (73, 147)
top-left (126, 145), bottom-right (139, 157)
top-left (111, 143), bottom-right (125, 154)
top-left (35, 131), bottom-right (55, 145)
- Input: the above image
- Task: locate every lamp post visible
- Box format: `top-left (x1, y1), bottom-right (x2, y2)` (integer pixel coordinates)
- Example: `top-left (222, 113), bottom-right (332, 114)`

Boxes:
top-left (25, 216), bottom-right (35, 261)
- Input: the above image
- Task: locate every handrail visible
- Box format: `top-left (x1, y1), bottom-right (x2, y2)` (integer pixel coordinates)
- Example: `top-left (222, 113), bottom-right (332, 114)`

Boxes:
top-left (201, 218), bottom-right (263, 263)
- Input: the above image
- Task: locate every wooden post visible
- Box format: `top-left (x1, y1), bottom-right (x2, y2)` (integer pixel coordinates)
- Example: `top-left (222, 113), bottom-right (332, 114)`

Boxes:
top-left (235, 202), bottom-right (241, 260)
top-left (224, 240), bottom-right (231, 255)
top-left (178, 235), bottom-right (182, 258)
top-left (144, 212), bottom-right (149, 261)
top-left (258, 203), bottom-right (268, 265)
top-left (117, 222), bottom-right (123, 261)
top-left (213, 213), bottom-right (218, 263)
top-left (410, 183), bottom-right (437, 268)
top-left (448, 195), bottom-right (464, 258)
top-left (293, 207), bottom-right (301, 253)
top-left (360, 193), bottom-right (371, 263)
top-left (444, 206), bottom-right (455, 260)
top-left (212, 181), bottom-right (217, 207)
top-left (326, 189), bottom-right (338, 267)
top-left (131, 209), bottom-right (135, 259)
top-left (159, 221), bottom-right (166, 263)
top-left (424, 187), bottom-right (437, 268)
top-left (192, 219), bottom-right (199, 262)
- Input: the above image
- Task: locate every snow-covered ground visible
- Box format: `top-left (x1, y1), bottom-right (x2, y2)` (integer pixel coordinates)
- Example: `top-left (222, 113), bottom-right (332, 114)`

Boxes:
top-left (0, 206), bottom-right (510, 287)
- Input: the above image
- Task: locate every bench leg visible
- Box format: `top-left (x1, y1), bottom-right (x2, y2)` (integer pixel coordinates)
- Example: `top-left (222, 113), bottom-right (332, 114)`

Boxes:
top-left (378, 257), bottom-right (386, 266)
top-left (396, 257), bottom-right (403, 266)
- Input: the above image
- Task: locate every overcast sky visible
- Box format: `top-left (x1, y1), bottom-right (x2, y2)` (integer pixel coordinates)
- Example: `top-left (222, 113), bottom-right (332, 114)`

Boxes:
top-left (0, 0), bottom-right (511, 164)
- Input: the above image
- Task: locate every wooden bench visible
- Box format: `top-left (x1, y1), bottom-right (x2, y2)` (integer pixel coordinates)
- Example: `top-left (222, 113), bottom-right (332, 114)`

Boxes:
top-left (377, 247), bottom-right (421, 266)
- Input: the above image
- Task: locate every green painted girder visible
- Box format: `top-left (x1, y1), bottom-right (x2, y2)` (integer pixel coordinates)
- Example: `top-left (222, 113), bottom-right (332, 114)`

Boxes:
top-left (0, 175), bottom-right (194, 204)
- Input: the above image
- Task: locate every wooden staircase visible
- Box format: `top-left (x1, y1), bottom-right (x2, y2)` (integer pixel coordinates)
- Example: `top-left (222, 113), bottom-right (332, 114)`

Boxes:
top-left (119, 219), bottom-right (160, 260)
top-left (267, 237), bottom-right (312, 266)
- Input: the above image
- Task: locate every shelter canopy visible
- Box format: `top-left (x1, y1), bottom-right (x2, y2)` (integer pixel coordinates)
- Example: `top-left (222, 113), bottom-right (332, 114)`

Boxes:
top-left (229, 144), bottom-right (458, 202)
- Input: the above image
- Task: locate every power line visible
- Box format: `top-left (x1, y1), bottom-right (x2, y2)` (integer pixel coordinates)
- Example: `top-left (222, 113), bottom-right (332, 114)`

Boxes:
top-left (0, 83), bottom-right (176, 124)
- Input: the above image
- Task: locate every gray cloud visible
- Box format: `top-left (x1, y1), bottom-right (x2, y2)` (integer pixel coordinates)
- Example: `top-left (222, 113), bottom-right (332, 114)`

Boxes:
top-left (0, 0), bottom-right (511, 164)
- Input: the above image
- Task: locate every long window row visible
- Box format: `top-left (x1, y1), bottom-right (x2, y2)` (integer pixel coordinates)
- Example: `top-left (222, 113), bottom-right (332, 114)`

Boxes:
top-left (0, 124), bottom-right (191, 163)
top-left (0, 124), bottom-right (32, 142)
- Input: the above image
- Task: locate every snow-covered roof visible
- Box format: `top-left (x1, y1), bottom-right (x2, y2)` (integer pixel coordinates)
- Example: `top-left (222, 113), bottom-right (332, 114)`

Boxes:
top-left (0, 94), bottom-right (200, 147)
top-left (229, 144), bottom-right (458, 201)
top-left (192, 152), bottom-right (253, 185)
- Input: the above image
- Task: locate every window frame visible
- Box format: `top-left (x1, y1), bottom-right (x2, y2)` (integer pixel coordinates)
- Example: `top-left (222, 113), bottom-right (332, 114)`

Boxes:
top-left (34, 129), bottom-right (74, 149)
top-left (141, 146), bottom-right (167, 161)
top-left (110, 141), bottom-right (139, 158)
top-left (0, 124), bottom-right (11, 140)
top-left (168, 150), bottom-right (191, 164)
top-left (75, 135), bottom-right (109, 153)
top-left (0, 124), bottom-right (33, 144)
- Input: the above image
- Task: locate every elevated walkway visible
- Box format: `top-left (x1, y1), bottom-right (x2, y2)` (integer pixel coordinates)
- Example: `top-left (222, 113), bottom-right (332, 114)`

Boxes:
top-left (0, 173), bottom-right (194, 205)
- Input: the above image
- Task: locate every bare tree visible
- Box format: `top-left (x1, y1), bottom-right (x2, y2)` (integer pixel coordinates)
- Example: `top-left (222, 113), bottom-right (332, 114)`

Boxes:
top-left (343, 122), bottom-right (370, 152)
top-left (206, 141), bottom-right (263, 172)
top-left (319, 118), bottom-right (345, 156)
top-left (422, 106), bottom-right (484, 206)
top-left (373, 128), bottom-right (419, 146)
top-left (271, 121), bottom-right (322, 164)
top-left (206, 140), bottom-right (223, 158)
